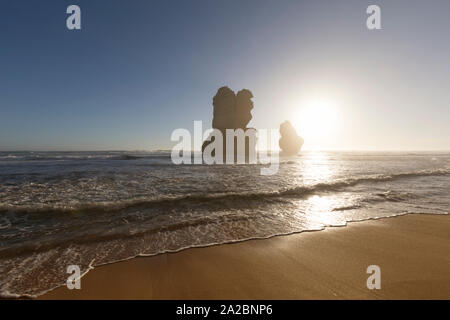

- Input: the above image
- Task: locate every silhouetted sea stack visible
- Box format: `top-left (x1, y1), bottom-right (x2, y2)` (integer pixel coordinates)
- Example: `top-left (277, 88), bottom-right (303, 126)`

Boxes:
top-left (202, 86), bottom-right (256, 162)
top-left (235, 89), bottom-right (254, 129)
top-left (279, 121), bottom-right (304, 155)
top-left (212, 86), bottom-right (237, 131)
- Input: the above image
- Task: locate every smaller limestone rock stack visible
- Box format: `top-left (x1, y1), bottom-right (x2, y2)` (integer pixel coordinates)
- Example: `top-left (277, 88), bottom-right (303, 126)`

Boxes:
top-left (279, 121), bottom-right (304, 155)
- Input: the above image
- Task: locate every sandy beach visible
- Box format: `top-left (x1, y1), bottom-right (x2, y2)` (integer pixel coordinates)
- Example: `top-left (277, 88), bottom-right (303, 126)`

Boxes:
top-left (40, 214), bottom-right (450, 300)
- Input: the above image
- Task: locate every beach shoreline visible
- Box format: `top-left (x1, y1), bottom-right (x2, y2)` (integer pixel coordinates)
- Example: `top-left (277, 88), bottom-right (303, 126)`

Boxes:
top-left (39, 213), bottom-right (450, 300)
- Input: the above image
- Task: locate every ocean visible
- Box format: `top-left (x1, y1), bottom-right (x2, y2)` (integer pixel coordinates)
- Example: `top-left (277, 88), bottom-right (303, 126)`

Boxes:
top-left (0, 150), bottom-right (449, 298)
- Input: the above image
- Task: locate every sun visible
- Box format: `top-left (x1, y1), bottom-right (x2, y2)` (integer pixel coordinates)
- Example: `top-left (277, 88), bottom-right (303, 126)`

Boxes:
top-left (292, 99), bottom-right (339, 148)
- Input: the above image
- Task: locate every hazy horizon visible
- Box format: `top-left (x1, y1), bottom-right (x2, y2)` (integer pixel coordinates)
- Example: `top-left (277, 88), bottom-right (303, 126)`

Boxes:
top-left (2, 148), bottom-right (450, 153)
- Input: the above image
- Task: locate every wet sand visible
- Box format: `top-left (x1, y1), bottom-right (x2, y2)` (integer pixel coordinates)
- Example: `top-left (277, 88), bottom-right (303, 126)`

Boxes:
top-left (40, 214), bottom-right (450, 299)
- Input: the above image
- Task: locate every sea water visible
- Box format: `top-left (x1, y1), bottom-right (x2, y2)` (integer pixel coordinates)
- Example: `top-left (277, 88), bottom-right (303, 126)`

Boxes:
top-left (0, 151), bottom-right (449, 297)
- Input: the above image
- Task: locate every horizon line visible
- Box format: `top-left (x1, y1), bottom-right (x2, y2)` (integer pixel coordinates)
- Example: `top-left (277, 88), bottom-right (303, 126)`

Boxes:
top-left (1, 149), bottom-right (450, 153)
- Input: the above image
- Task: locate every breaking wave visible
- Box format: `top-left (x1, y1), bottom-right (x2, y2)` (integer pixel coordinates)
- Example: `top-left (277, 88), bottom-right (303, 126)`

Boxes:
top-left (1, 167), bottom-right (448, 215)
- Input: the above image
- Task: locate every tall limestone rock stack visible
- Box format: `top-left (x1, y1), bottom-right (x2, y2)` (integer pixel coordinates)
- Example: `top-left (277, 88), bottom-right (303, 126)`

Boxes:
top-left (212, 86), bottom-right (237, 131)
top-left (279, 121), bottom-right (304, 155)
top-left (202, 86), bottom-right (256, 162)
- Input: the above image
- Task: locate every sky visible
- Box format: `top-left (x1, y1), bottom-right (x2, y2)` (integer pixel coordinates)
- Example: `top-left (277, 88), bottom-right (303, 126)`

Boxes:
top-left (1, 0), bottom-right (449, 151)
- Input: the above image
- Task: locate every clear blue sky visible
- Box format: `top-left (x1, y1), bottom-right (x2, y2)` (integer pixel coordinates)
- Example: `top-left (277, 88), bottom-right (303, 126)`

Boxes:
top-left (1, 0), bottom-right (449, 151)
